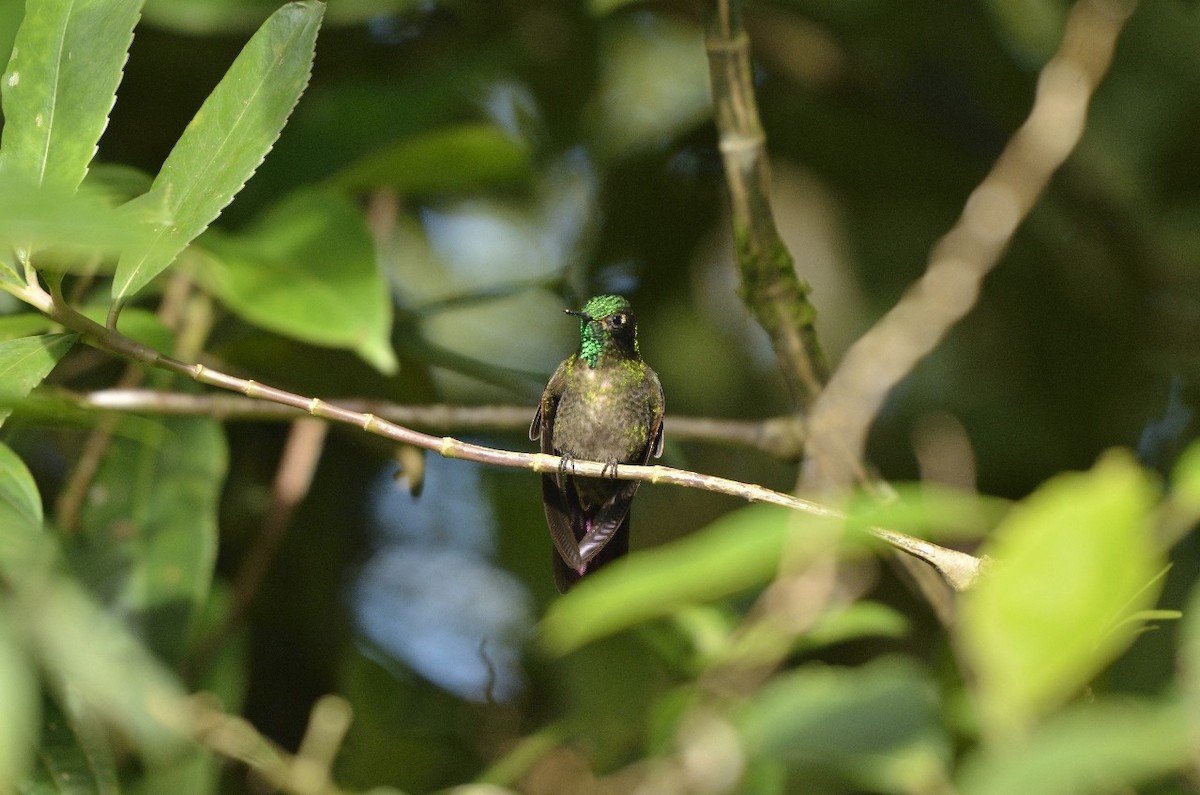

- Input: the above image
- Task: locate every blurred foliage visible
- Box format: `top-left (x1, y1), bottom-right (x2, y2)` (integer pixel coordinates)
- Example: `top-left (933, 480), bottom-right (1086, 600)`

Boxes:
top-left (1, 0), bottom-right (1200, 793)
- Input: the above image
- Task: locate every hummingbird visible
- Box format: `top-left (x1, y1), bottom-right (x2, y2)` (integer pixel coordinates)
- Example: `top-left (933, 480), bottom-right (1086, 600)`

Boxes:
top-left (530, 295), bottom-right (665, 592)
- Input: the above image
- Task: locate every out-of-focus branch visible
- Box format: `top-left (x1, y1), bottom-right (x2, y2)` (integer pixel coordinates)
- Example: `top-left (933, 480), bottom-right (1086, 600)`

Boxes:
top-left (64, 388), bottom-right (809, 460)
top-left (185, 694), bottom-right (364, 795)
top-left (801, 0), bottom-right (1137, 495)
top-left (705, 0), bottom-right (827, 407)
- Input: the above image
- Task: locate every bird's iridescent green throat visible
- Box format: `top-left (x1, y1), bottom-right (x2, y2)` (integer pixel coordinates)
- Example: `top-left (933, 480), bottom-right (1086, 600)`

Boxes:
top-left (567, 294), bottom-right (638, 368)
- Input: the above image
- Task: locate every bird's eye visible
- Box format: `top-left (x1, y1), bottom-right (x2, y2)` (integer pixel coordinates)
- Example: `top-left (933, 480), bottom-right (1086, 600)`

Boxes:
top-left (610, 313), bottom-right (628, 329)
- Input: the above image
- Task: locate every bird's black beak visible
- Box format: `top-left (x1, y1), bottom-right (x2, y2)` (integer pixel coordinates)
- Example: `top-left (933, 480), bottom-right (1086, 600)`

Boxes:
top-left (564, 308), bottom-right (591, 321)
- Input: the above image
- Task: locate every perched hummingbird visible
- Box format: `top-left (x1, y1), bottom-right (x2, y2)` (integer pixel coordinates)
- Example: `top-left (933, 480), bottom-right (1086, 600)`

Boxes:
top-left (530, 295), bottom-right (665, 592)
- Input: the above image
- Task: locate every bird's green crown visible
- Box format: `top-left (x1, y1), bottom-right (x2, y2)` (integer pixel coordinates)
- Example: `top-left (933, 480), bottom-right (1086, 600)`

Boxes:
top-left (573, 294), bottom-right (638, 368)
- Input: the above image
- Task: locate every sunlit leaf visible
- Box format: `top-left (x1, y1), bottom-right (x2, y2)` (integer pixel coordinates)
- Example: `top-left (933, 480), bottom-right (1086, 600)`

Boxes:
top-left (0, 315), bottom-right (52, 341)
top-left (0, 176), bottom-right (150, 259)
top-left (74, 416), bottom-right (227, 665)
top-left (540, 505), bottom-right (794, 655)
top-left (0, 252), bottom-right (18, 287)
top-left (0, 0), bottom-right (141, 193)
top-left (29, 575), bottom-right (185, 762)
top-left (21, 696), bottom-right (119, 795)
top-left (112, 1), bottom-right (324, 301)
top-left (1178, 579), bottom-right (1200, 735)
top-left (328, 124), bottom-right (532, 195)
top-left (0, 611), bottom-right (37, 792)
top-left (0, 442), bottom-right (42, 531)
top-left (198, 188), bottom-right (397, 373)
top-left (1170, 438), bottom-right (1200, 521)
top-left (0, 334), bottom-right (76, 428)
top-left (957, 699), bottom-right (1189, 795)
top-left (738, 657), bottom-right (949, 793)
top-left (142, 0), bottom-right (422, 34)
top-left (799, 600), bottom-right (909, 651)
top-left (959, 450), bottom-right (1163, 739)
top-left (845, 483), bottom-right (1009, 543)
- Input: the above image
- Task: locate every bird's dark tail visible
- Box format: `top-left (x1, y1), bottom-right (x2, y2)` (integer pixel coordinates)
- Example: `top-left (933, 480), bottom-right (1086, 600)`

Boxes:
top-left (553, 512), bottom-right (630, 593)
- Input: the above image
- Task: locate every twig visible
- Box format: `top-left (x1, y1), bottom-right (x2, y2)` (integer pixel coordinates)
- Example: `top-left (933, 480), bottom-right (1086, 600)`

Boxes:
top-left (8, 281), bottom-right (981, 591)
top-left (705, 0), bottom-right (827, 407)
top-left (800, 0), bottom-right (1138, 494)
top-left (64, 388), bottom-right (809, 459)
top-left (185, 693), bottom-right (357, 795)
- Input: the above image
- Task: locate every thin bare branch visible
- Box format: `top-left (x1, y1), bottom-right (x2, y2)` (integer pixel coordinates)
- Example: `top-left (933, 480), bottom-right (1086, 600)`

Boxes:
top-left (801, 0), bottom-right (1138, 494)
top-left (65, 388), bottom-right (808, 459)
top-left (705, 0), bottom-right (827, 406)
top-left (184, 694), bottom-right (357, 795)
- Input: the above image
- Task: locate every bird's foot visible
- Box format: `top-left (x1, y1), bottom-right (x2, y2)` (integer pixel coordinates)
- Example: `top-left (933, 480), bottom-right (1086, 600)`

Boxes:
top-left (558, 452), bottom-right (577, 480)
top-left (601, 460), bottom-right (620, 479)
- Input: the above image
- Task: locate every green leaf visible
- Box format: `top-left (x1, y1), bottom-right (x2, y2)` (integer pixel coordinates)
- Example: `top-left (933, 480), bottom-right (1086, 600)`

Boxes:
top-left (22, 696), bottom-right (119, 795)
top-left (738, 657), bottom-right (948, 793)
top-left (112, 1), bottom-right (324, 301)
top-left (328, 123), bottom-right (532, 195)
top-left (0, 611), bottom-right (38, 792)
top-left (198, 188), bottom-right (397, 373)
top-left (0, 315), bottom-right (53, 342)
top-left (1170, 438), bottom-right (1200, 521)
top-left (799, 600), bottom-right (910, 651)
top-left (142, 0), bottom-right (424, 34)
top-left (0, 251), bottom-right (18, 287)
top-left (540, 505), bottom-right (794, 655)
top-left (0, 442), bottom-right (43, 531)
top-left (74, 416), bottom-right (227, 665)
top-left (845, 483), bottom-right (1009, 543)
top-left (0, 176), bottom-right (151, 261)
top-left (0, 0), bottom-right (142, 193)
top-left (27, 567), bottom-right (186, 762)
top-left (958, 450), bottom-right (1163, 739)
top-left (1178, 579), bottom-right (1200, 733)
top-left (957, 699), bottom-right (1190, 795)
top-left (0, 444), bottom-right (47, 596)
top-left (0, 334), bottom-right (76, 428)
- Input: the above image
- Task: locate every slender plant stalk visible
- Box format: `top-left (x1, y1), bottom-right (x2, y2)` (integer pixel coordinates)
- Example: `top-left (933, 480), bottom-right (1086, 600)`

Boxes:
top-left (65, 388), bottom-right (809, 459)
top-left (705, 0), bottom-right (827, 407)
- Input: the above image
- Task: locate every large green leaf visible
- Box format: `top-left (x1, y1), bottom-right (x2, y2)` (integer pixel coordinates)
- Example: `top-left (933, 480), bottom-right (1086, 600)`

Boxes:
top-left (74, 416), bottom-right (227, 665)
top-left (20, 696), bottom-right (119, 795)
top-left (0, 315), bottom-right (53, 342)
top-left (0, 333), bottom-right (76, 428)
top-left (198, 188), bottom-right (397, 373)
top-left (737, 657), bottom-right (948, 793)
top-left (0, 610), bottom-right (37, 793)
top-left (540, 505), bottom-right (794, 655)
top-left (27, 574), bottom-right (186, 763)
top-left (112, 1), bottom-right (324, 301)
top-left (0, 442), bottom-right (42, 532)
top-left (1178, 578), bottom-right (1200, 736)
top-left (0, 176), bottom-right (152, 259)
top-left (958, 450), bottom-right (1163, 740)
top-left (142, 0), bottom-right (422, 34)
top-left (956, 699), bottom-right (1190, 795)
top-left (1170, 438), bottom-right (1200, 523)
top-left (0, 0), bottom-right (142, 193)
top-left (328, 123), bottom-right (532, 195)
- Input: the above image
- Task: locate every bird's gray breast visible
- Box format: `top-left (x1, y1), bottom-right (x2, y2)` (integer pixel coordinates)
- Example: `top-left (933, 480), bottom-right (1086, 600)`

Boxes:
top-left (553, 363), bottom-right (657, 464)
